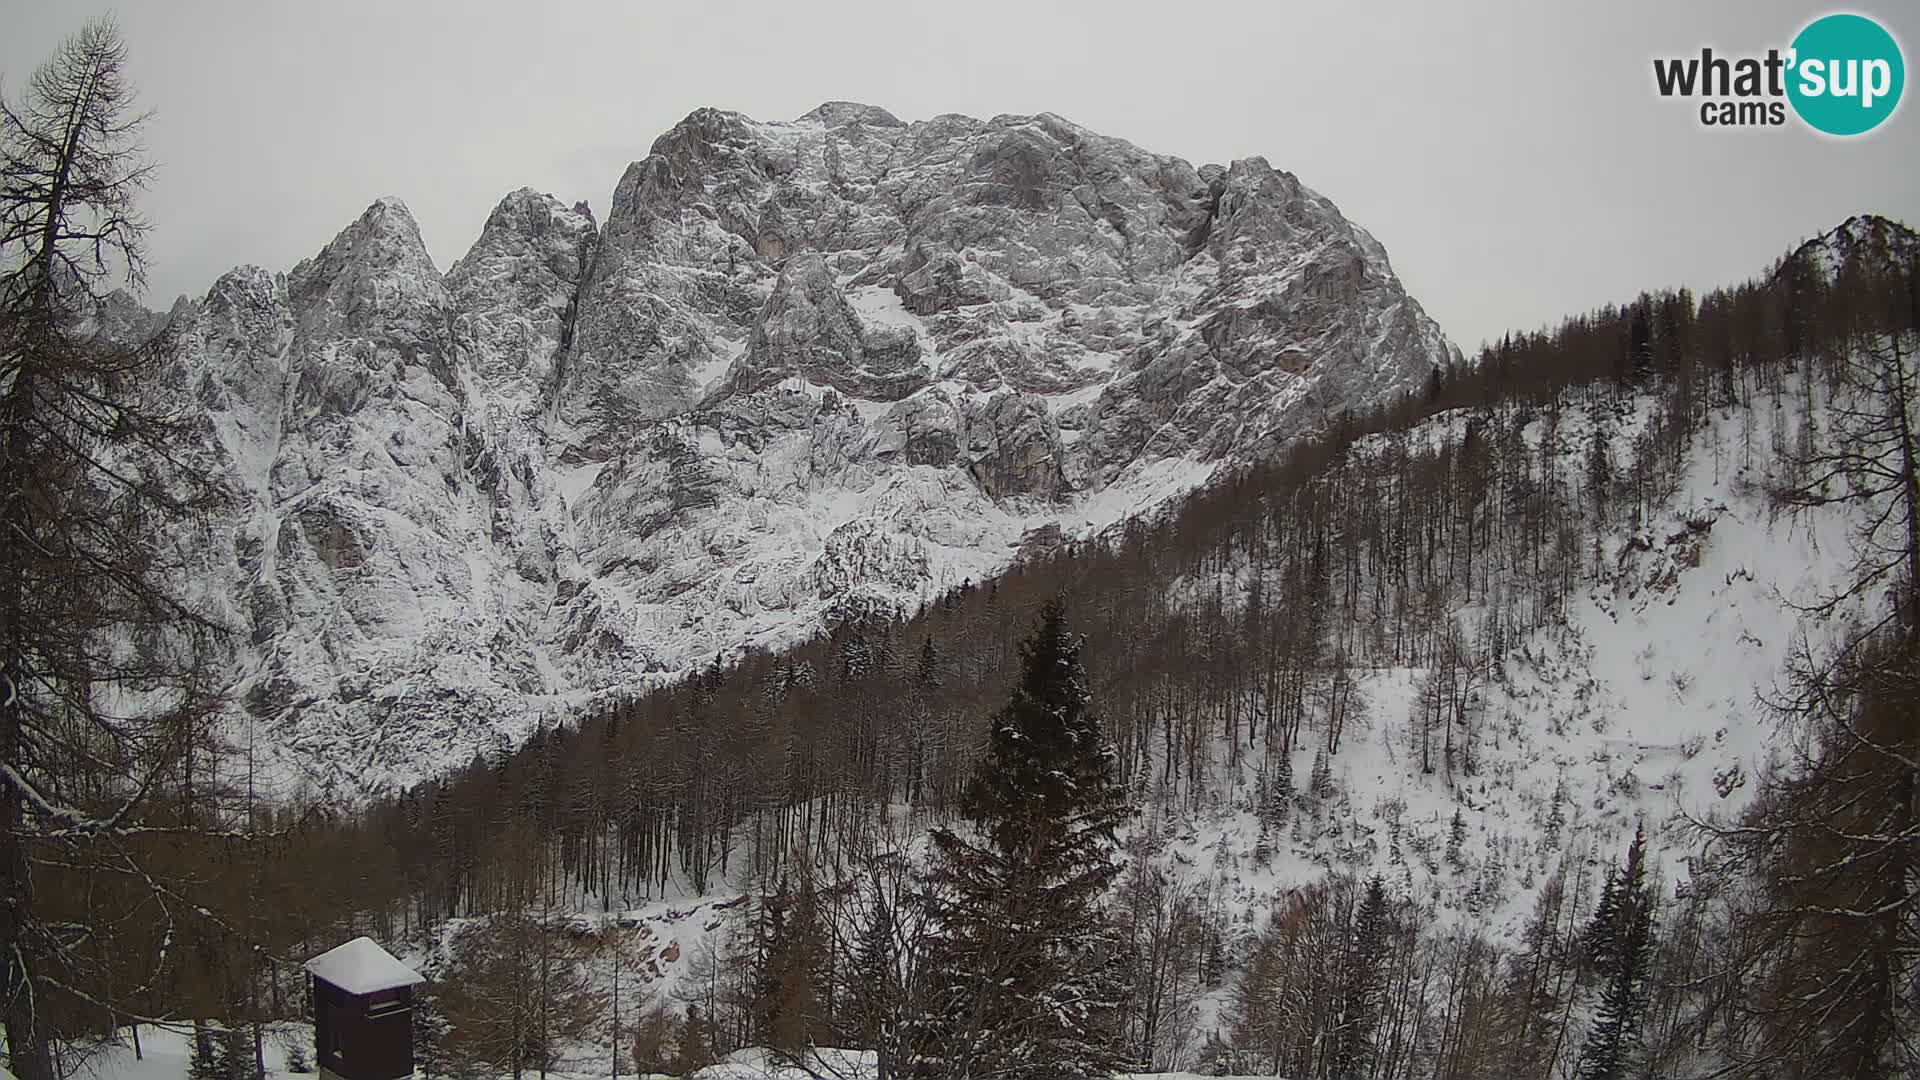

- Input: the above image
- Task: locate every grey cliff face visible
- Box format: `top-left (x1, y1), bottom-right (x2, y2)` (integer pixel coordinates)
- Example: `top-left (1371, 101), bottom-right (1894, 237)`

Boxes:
top-left (727, 252), bottom-right (928, 400)
top-left (156, 104), bottom-right (1456, 794)
top-left (448, 188), bottom-right (598, 419)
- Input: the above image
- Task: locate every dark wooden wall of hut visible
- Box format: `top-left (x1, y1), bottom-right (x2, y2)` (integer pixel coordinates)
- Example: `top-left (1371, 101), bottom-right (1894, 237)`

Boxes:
top-left (312, 979), bottom-right (415, 1080)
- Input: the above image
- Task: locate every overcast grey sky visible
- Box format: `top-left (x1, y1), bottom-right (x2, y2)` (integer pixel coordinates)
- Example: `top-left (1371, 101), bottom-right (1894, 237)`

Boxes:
top-left (3, 1), bottom-right (1916, 350)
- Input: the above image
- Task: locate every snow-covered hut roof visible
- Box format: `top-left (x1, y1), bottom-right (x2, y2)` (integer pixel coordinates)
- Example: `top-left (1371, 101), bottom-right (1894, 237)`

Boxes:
top-left (305, 936), bottom-right (424, 995)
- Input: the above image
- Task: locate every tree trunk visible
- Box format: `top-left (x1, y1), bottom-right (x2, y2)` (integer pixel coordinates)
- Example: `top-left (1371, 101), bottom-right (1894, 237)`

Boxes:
top-left (1, 692), bottom-right (50, 1080)
top-left (1889, 334), bottom-right (1920, 628)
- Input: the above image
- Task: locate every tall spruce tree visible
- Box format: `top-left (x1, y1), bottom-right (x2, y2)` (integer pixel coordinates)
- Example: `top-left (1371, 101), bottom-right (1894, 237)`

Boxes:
top-left (848, 886), bottom-right (895, 1057)
top-left (908, 599), bottom-right (1133, 1080)
top-left (1582, 864), bottom-right (1623, 975)
top-left (1330, 875), bottom-right (1390, 1080)
top-left (754, 871), bottom-right (829, 1055)
top-left (1628, 302), bottom-right (1656, 380)
top-left (1576, 825), bottom-right (1654, 1080)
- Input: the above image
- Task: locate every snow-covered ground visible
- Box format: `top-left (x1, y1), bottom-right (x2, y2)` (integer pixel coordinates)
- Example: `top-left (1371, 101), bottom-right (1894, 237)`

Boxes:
top-left (557, 389), bottom-right (1859, 1060)
top-left (71, 1028), bottom-right (1285, 1080)
top-left (63, 1025), bottom-right (312, 1080)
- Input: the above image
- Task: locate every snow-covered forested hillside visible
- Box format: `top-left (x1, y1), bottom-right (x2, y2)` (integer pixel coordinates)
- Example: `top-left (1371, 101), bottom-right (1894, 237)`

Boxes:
top-left (65, 215), bottom-right (1913, 1080)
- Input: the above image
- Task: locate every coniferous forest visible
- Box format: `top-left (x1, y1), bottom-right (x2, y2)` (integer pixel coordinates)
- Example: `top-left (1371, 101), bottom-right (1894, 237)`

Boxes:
top-left (6, 17), bottom-right (1920, 1080)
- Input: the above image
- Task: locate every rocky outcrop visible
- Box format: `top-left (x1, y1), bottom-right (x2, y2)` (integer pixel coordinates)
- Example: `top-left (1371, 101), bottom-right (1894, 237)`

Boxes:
top-left (727, 252), bottom-right (928, 399)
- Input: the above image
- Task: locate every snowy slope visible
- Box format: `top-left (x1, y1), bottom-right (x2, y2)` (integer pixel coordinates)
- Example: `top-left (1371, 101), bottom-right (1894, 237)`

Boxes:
top-left (1164, 388), bottom-right (1860, 932)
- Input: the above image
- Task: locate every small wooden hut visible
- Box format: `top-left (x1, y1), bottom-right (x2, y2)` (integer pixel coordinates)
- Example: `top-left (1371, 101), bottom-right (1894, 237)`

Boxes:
top-left (306, 937), bottom-right (425, 1080)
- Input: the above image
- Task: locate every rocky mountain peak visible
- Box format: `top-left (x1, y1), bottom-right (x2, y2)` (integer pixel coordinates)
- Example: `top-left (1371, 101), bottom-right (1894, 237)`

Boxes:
top-left (287, 197), bottom-right (443, 316)
top-left (1787, 213), bottom-right (1920, 283)
top-left (156, 105), bottom-right (1460, 794)
top-left (799, 101), bottom-right (906, 129)
top-left (449, 189), bottom-right (599, 415)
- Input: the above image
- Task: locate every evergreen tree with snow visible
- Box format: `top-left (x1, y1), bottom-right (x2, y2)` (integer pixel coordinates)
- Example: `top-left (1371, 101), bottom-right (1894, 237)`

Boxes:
top-left (1587, 428), bottom-right (1612, 520)
top-left (907, 598), bottom-right (1134, 1080)
top-left (1627, 301), bottom-right (1656, 380)
top-left (1330, 875), bottom-right (1391, 1080)
top-left (670, 1006), bottom-right (716, 1077)
top-left (413, 987), bottom-right (447, 1080)
top-left (1543, 774), bottom-right (1567, 847)
top-left (214, 1024), bottom-right (252, 1080)
top-left (908, 635), bottom-right (942, 803)
top-left (188, 1024), bottom-right (223, 1080)
top-left (1268, 751), bottom-right (1294, 825)
top-left (1446, 807), bottom-right (1468, 871)
top-left (1581, 864), bottom-right (1624, 976)
top-left (283, 1034), bottom-right (312, 1076)
top-left (753, 872), bottom-right (829, 1054)
top-left (1504, 866), bottom-right (1571, 1078)
top-left (1252, 820), bottom-right (1274, 866)
top-left (1576, 825), bottom-right (1654, 1080)
top-left (1309, 748), bottom-right (1333, 801)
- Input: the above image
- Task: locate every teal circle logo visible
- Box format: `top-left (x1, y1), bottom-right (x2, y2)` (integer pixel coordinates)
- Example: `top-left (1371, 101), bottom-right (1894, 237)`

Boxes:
top-left (1787, 13), bottom-right (1904, 135)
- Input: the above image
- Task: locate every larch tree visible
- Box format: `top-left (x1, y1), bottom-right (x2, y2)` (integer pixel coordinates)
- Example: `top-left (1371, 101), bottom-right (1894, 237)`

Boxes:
top-left (1502, 864), bottom-right (1571, 1079)
top-left (1771, 316), bottom-right (1920, 634)
top-left (1708, 633), bottom-right (1920, 1078)
top-left (1114, 854), bottom-right (1204, 1069)
top-left (1, 19), bottom-right (228, 1080)
top-left (838, 848), bottom-right (927, 1080)
top-left (436, 907), bottom-right (605, 1080)
top-left (908, 599), bottom-right (1133, 1080)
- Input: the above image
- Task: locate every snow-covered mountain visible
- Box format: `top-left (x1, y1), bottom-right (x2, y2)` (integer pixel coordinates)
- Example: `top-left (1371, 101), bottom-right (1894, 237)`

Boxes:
top-left (161, 104), bottom-right (1457, 794)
